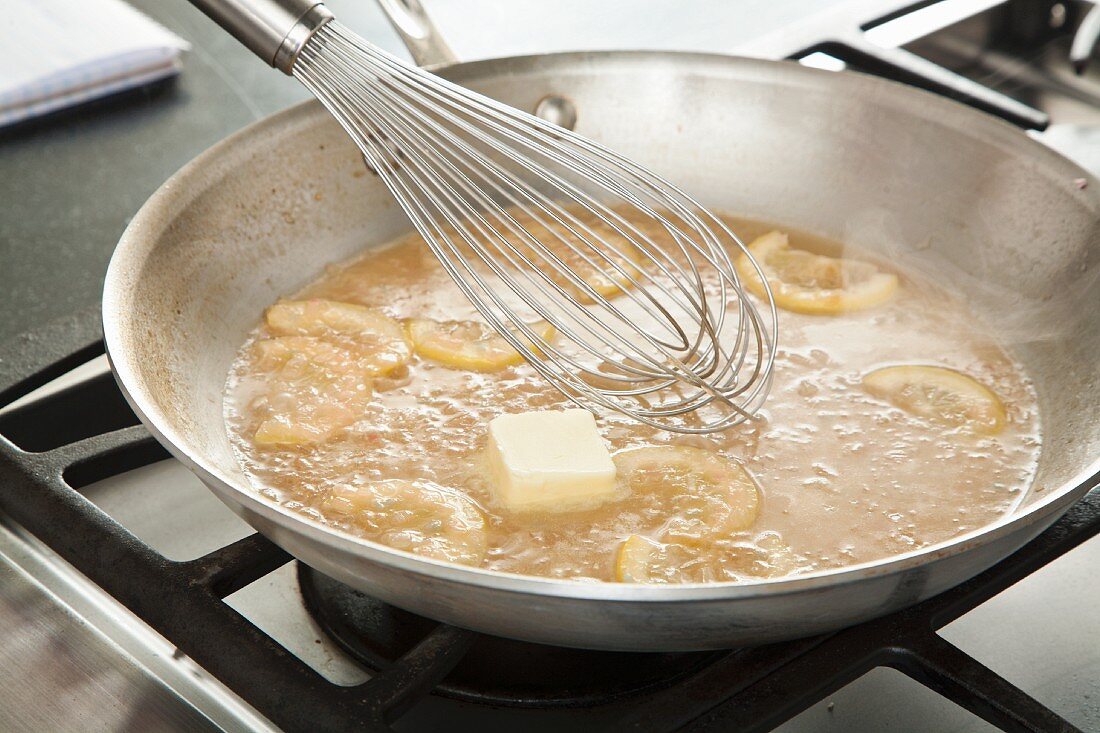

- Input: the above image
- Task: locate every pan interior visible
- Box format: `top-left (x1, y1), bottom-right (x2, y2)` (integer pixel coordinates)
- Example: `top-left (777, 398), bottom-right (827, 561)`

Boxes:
top-left (107, 54), bottom-right (1100, 580)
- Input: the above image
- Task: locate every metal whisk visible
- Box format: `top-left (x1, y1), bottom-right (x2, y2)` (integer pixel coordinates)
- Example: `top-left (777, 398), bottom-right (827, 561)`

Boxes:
top-left (189, 0), bottom-right (776, 433)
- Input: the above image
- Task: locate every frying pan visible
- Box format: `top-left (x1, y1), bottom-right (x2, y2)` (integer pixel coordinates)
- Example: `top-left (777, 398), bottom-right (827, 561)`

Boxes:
top-left (102, 1), bottom-right (1100, 650)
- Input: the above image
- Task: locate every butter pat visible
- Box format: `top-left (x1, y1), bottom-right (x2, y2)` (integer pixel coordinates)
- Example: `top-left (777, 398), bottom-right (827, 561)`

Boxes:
top-left (487, 409), bottom-right (617, 512)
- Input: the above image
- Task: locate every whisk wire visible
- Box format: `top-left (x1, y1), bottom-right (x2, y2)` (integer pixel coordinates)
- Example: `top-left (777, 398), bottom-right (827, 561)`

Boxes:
top-left (326, 63), bottom-right (701, 383)
top-left (305, 48), bottom-right (724, 386)
top-left (294, 21), bottom-right (777, 433)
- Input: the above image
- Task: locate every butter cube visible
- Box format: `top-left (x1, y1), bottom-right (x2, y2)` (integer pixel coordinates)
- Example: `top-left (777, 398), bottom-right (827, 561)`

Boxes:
top-left (487, 409), bottom-right (617, 512)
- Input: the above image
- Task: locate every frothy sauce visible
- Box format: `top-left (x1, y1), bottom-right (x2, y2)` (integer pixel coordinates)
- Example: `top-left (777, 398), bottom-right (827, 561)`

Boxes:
top-left (224, 216), bottom-right (1040, 582)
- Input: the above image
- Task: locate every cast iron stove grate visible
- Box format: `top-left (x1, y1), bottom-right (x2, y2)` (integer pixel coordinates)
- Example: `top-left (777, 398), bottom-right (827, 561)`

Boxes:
top-left (0, 307), bottom-right (1094, 732)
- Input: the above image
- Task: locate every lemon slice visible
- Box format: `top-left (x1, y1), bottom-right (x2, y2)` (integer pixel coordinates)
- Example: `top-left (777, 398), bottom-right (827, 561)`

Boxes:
top-left (613, 446), bottom-right (760, 542)
top-left (406, 319), bottom-right (555, 372)
top-left (614, 534), bottom-right (796, 584)
top-left (253, 409), bottom-right (358, 446)
top-left (253, 335), bottom-right (358, 373)
top-left (320, 479), bottom-right (488, 565)
top-left (265, 299), bottom-right (411, 375)
top-left (737, 231), bottom-right (898, 314)
top-left (614, 535), bottom-right (694, 583)
top-left (863, 365), bottom-right (1006, 434)
top-left (250, 336), bottom-right (373, 446)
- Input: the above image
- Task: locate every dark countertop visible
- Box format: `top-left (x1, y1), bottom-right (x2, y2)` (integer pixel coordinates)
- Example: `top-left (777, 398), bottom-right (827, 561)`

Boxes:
top-left (0, 0), bottom-right (825, 342)
top-left (0, 0), bottom-right (406, 342)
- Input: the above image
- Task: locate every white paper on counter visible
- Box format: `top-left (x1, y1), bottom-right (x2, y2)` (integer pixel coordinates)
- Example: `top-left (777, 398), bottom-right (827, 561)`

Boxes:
top-left (0, 0), bottom-right (189, 128)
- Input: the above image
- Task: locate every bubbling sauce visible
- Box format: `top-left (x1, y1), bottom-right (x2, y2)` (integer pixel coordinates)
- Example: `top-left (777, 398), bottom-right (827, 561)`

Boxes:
top-left (224, 214), bottom-right (1041, 583)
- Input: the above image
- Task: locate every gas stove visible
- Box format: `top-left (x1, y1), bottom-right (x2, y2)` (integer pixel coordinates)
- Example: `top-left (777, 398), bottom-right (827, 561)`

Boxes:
top-left (1, 1), bottom-right (1098, 731)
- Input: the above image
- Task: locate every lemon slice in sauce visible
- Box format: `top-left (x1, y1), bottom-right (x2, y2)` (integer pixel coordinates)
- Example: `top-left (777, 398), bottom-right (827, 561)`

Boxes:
top-left (406, 319), bottom-right (555, 372)
top-left (863, 365), bottom-right (1007, 434)
top-left (737, 231), bottom-right (898, 315)
top-left (265, 299), bottom-right (411, 376)
top-left (250, 336), bottom-right (373, 446)
top-left (613, 446), bottom-right (760, 543)
top-left (320, 479), bottom-right (488, 565)
top-left (614, 533), bottom-right (797, 584)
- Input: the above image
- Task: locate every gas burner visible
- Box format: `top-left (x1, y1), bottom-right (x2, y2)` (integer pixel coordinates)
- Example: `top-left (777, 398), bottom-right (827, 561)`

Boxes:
top-left (298, 565), bottom-right (721, 707)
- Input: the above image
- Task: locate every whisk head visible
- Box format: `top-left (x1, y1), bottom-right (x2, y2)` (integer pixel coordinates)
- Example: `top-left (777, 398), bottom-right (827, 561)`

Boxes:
top-left (293, 21), bottom-right (776, 434)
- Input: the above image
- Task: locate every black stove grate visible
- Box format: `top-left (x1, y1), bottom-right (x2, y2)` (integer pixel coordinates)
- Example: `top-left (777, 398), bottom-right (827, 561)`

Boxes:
top-left (296, 564), bottom-right (727, 708)
top-left (0, 307), bottom-right (1095, 732)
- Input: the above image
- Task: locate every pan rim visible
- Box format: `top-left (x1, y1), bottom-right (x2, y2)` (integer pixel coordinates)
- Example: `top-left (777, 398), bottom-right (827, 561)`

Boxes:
top-left (103, 49), bottom-right (1100, 604)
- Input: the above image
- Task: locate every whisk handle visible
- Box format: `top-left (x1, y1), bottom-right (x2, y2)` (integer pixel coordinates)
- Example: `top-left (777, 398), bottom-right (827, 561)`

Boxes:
top-left (186, 0), bottom-right (333, 73)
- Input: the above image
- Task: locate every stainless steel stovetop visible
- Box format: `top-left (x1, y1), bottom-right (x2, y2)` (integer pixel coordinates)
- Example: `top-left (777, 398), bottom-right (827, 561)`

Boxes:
top-left (2, 1), bottom-right (1098, 731)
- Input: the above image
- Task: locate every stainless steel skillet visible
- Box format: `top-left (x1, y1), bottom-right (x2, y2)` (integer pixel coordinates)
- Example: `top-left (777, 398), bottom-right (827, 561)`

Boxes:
top-left (102, 0), bottom-right (1100, 651)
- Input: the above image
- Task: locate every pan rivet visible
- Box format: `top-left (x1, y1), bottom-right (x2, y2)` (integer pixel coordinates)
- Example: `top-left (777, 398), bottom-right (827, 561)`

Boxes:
top-left (1050, 3), bottom-right (1066, 28)
top-left (534, 95), bottom-right (578, 131)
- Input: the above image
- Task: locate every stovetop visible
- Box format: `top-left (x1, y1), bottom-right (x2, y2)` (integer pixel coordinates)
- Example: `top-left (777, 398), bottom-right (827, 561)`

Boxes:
top-left (2, 1), bottom-right (1099, 731)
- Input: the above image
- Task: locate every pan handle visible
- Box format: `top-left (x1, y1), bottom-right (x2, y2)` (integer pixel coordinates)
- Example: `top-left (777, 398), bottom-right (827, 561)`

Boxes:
top-left (373, 0), bottom-right (457, 68)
